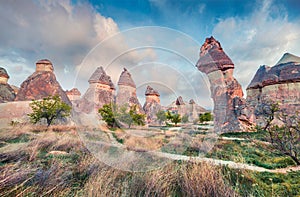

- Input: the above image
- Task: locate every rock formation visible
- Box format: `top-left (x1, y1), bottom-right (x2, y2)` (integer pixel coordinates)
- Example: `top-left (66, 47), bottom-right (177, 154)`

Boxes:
top-left (0, 67), bottom-right (16, 103)
top-left (143, 85), bottom-right (161, 123)
top-left (77, 67), bottom-right (115, 114)
top-left (167, 96), bottom-right (207, 122)
top-left (196, 36), bottom-right (252, 133)
top-left (247, 53), bottom-right (300, 126)
top-left (116, 68), bottom-right (143, 113)
top-left (66, 88), bottom-right (81, 101)
top-left (15, 59), bottom-right (71, 105)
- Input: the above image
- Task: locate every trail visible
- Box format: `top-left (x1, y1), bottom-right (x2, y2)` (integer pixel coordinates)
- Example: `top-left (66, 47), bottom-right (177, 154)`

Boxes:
top-left (103, 131), bottom-right (299, 174)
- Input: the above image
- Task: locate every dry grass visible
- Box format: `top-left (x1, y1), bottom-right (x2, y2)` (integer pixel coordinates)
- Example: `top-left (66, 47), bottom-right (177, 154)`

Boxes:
top-left (84, 161), bottom-right (237, 197)
top-left (124, 135), bottom-right (164, 151)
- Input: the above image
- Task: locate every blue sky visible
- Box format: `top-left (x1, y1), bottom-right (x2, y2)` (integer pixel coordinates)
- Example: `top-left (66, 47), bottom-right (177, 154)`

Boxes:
top-left (0, 0), bottom-right (300, 107)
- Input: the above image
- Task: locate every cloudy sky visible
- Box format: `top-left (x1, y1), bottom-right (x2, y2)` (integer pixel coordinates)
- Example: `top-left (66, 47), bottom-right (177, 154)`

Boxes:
top-left (1, 0), bottom-right (300, 108)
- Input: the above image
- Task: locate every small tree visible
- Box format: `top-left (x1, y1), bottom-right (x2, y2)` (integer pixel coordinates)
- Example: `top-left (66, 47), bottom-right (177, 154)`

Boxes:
top-left (171, 113), bottom-right (181, 126)
top-left (118, 105), bottom-right (145, 128)
top-left (28, 95), bottom-right (71, 127)
top-left (259, 101), bottom-right (300, 165)
top-left (98, 103), bottom-right (118, 128)
top-left (181, 114), bottom-right (189, 123)
top-left (199, 112), bottom-right (213, 123)
top-left (156, 110), bottom-right (167, 125)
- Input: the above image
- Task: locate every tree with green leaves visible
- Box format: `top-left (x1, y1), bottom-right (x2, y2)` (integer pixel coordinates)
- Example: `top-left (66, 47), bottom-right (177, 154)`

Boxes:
top-left (98, 103), bottom-right (118, 128)
top-left (156, 110), bottom-right (167, 125)
top-left (117, 105), bottom-right (145, 128)
top-left (199, 112), bottom-right (213, 123)
top-left (28, 95), bottom-right (71, 127)
top-left (171, 113), bottom-right (181, 126)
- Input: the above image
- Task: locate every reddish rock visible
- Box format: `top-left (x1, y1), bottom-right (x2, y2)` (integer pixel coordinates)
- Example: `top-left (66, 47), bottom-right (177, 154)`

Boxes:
top-left (0, 67), bottom-right (16, 103)
top-left (15, 59), bottom-right (71, 105)
top-left (246, 53), bottom-right (300, 127)
top-left (196, 37), bottom-right (253, 132)
top-left (143, 86), bottom-right (161, 123)
top-left (196, 36), bottom-right (234, 74)
top-left (65, 88), bottom-right (81, 101)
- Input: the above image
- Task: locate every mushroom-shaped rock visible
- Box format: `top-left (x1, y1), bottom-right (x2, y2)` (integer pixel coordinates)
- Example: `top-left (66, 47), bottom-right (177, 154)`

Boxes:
top-left (196, 36), bottom-right (234, 74)
top-left (246, 53), bottom-right (300, 127)
top-left (0, 67), bottom-right (9, 84)
top-left (196, 37), bottom-right (252, 132)
top-left (143, 86), bottom-right (161, 124)
top-left (15, 60), bottom-right (71, 105)
top-left (116, 68), bottom-right (143, 113)
top-left (77, 67), bottom-right (115, 114)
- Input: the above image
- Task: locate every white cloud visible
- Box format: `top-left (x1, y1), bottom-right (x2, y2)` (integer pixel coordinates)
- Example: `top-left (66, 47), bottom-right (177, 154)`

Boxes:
top-left (0, 0), bottom-right (121, 89)
top-left (212, 0), bottom-right (300, 94)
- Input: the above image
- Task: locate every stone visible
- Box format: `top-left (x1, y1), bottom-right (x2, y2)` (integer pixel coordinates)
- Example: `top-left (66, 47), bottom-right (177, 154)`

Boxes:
top-left (143, 86), bottom-right (161, 123)
top-left (116, 68), bottom-right (143, 113)
top-left (0, 67), bottom-right (16, 103)
top-left (246, 53), bottom-right (300, 126)
top-left (15, 59), bottom-right (71, 105)
top-left (196, 37), bottom-right (252, 133)
top-left (65, 88), bottom-right (81, 101)
top-left (76, 67), bottom-right (115, 114)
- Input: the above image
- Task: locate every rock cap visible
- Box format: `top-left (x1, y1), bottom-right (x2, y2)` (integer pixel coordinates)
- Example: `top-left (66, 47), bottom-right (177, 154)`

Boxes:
top-left (0, 67), bottom-right (9, 79)
top-left (145, 85), bottom-right (160, 96)
top-left (117, 68), bottom-right (136, 88)
top-left (36, 59), bottom-right (54, 72)
top-left (189, 99), bottom-right (196, 104)
top-left (88, 67), bottom-right (115, 89)
top-left (176, 96), bottom-right (185, 105)
top-left (196, 36), bottom-right (234, 74)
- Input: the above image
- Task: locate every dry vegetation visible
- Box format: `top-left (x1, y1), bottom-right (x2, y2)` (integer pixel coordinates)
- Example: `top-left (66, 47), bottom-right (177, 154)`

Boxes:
top-left (1, 125), bottom-right (300, 196)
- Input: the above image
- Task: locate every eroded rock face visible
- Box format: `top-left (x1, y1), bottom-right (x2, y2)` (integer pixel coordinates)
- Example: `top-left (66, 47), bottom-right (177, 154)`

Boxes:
top-left (116, 68), bottom-right (143, 113)
top-left (196, 36), bottom-right (252, 132)
top-left (15, 60), bottom-right (71, 105)
top-left (65, 88), bottom-right (81, 101)
top-left (143, 86), bottom-right (161, 123)
top-left (246, 53), bottom-right (300, 126)
top-left (77, 67), bottom-right (115, 114)
top-left (0, 67), bottom-right (16, 103)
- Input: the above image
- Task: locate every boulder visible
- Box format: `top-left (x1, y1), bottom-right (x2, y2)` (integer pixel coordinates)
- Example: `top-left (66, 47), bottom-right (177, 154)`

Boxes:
top-left (196, 36), bottom-right (252, 133)
top-left (15, 59), bottom-right (71, 105)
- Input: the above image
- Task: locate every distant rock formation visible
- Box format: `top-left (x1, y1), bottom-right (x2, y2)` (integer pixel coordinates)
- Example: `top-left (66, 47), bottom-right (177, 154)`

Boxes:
top-left (143, 85), bottom-right (161, 123)
top-left (167, 96), bottom-right (207, 122)
top-left (116, 68), bottom-right (143, 113)
top-left (0, 67), bottom-right (16, 103)
top-left (66, 88), bottom-right (81, 101)
top-left (196, 36), bottom-right (252, 132)
top-left (15, 59), bottom-right (71, 105)
top-left (247, 53), bottom-right (300, 126)
top-left (77, 67), bottom-right (115, 114)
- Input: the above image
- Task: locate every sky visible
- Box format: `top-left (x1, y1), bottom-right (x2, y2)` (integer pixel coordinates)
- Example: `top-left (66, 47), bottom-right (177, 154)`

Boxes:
top-left (1, 0), bottom-right (300, 108)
